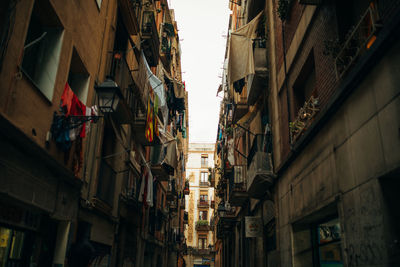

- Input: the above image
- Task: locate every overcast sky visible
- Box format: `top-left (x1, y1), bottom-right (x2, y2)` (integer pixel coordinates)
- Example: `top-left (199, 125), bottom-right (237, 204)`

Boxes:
top-left (170, 0), bottom-right (230, 143)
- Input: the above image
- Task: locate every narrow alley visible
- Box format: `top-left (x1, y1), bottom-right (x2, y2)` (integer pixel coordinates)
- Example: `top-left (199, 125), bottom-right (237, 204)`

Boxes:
top-left (0, 0), bottom-right (399, 267)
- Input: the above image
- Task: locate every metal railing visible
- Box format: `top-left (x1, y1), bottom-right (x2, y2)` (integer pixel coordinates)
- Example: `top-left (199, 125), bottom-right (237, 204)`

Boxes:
top-left (199, 181), bottom-right (209, 187)
top-left (107, 51), bottom-right (142, 115)
top-left (289, 96), bottom-right (320, 142)
top-left (197, 200), bottom-right (210, 207)
top-left (335, 5), bottom-right (380, 79)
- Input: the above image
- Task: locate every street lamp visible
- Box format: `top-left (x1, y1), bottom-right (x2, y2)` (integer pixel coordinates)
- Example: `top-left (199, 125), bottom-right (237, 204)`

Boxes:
top-left (217, 201), bottom-right (226, 217)
top-left (95, 77), bottom-right (123, 114)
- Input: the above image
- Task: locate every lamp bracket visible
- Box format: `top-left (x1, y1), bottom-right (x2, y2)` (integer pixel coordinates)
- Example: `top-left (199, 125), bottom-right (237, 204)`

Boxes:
top-left (54, 114), bottom-right (101, 130)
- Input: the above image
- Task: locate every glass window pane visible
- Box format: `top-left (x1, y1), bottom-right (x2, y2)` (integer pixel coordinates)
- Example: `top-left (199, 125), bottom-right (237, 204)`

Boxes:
top-left (9, 231), bottom-right (25, 260)
top-left (0, 227), bottom-right (12, 266)
top-left (318, 218), bottom-right (341, 244)
top-left (319, 242), bottom-right (343, 267)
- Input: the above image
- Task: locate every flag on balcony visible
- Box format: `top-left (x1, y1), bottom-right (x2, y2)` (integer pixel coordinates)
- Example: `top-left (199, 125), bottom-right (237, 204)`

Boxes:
top-left (154, 94), bottom-right (159, 138)
top-left (145, 96), bottom-right (154, 142)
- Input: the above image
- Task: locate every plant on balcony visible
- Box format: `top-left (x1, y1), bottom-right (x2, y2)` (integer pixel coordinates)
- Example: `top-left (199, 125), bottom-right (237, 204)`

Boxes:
top-left (290, 96), bottom-right (320, 142)
top-left (196, 220), bottom-right (209, 226)
top-left (225, 126), bottom-right (233, 137)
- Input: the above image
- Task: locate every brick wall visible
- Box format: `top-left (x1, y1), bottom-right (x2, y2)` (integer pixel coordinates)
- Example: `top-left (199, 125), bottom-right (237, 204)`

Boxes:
top-left (276, 2), bottom-right (340, 161)
top-left (275, 0), bottom-right (400, 163)
top-left (273, 0), bottom-right (305, 74)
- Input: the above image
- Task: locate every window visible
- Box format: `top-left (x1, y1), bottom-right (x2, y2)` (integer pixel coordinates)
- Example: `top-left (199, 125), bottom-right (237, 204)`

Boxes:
top-left (293, 216), bottom-right (343, 267)
top-left (200, 172), bottom-right (208, 186)
top-left (198, 236), bottom-right (207, 249)
top-left (201, 154), bottom-right (208, 168)
top-left (21, 0), bottom-right (64, 101)
top-left (68, 48), bottom-right (90, 104)
top-left (314, 218), bottom-right (343, 267)
top-left (292, 50), bottom-right (316, 116)
top-left (0, 227), bottom-right (25, 265)
top-left (200, 194), bottom-right (208, 202)
top-left (199, 210), bottom-right (208, 220)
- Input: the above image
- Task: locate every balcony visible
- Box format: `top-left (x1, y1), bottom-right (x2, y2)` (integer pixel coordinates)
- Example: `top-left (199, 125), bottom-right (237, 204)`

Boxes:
top-left (190, 248), bottom-right (213, 256)
top-left (247, 135), bottom-right (275, 198)
top-left (290, 96), bottom-right (320, 142)
top-left (247, 47), bottom-right (268, 105)
top-left (149, 144), bottom-right (169, 180)
top-left (199, 181), bottom-right (209, 187)
top-left (197, 200), bottom-right (210, 208)
top-left (209, 169), bottom-right (215, 187)
top-left (229, 165), bottom-right (248, 206)
top-left (141, 10), bottom-right (160, 67)
top-left (169, 200), bottom-right (178, 212)
top-left (180, 197), bottom-right (185, 209)
top-left (232, 85), bottom-right (248, 123)
top-left (216, 179), bottom-right (227, 197)
top-left (118, 0), bottom-right (141, 35)
top-left (217, 207), bottom-right (236, 238)
top-left (335, 5), bottom-right (380, 79)
top-left (167, 179), bottom-right (177, 201)
top-left (120, 168), bottom-right (139, 209)
top-left (106, 53), bottom-right (141, 124)
top-left (160, 23), bottom-right (174, 66)
top-left (195, 220), bottom-right (210, 231)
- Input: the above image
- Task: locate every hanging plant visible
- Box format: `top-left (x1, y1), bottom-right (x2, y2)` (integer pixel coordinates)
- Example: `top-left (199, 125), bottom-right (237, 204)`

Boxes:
top-left (225, 127), bottom-right (233, 137)
top-left (277, 0), bottom-right (293, 21)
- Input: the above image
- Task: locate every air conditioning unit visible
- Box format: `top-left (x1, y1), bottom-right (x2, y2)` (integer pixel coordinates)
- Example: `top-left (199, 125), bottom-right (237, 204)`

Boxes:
top-left (247, 152), bottom-right (275, 198)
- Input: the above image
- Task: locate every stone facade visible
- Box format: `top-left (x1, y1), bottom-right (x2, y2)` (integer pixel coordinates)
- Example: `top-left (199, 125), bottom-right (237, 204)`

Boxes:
top-left (214, 0), bottom-right (400, 267)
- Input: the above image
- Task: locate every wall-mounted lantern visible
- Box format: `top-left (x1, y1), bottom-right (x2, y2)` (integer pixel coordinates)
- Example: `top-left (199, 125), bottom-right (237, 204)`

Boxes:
top-left (95, 77), bottom-right (123, 114)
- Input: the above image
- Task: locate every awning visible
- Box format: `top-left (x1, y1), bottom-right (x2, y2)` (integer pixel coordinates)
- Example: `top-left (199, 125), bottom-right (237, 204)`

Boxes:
top-left (227, 11), bottom-right (263, 86)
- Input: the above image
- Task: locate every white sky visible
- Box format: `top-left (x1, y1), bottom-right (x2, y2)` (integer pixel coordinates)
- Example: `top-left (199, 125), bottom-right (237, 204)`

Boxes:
top-left (170, 0), bottom-right (231, 143)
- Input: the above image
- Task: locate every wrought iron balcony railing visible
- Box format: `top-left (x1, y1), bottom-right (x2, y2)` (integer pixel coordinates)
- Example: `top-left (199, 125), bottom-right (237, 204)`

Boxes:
top-left (289, 96), bottom-right (320, 142)
top-left (197, 200), bottom-right (210, 208)
top-left (199, 181), bottom-right (209, 187)
top-left (334, 5), bottom-right (380, 79)
top-left (141, 10), bottom-right (160, 67)
top-left (195, 220), bottom-right (210, 231)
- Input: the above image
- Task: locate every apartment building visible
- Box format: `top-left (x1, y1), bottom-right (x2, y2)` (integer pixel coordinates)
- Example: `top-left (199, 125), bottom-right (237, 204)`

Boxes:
top-left (184, 143), bottom-right (215, 267)
top-left (0, 0), bottom-right (188, 266)
top-left (214, 0), bottom-right (400, 267)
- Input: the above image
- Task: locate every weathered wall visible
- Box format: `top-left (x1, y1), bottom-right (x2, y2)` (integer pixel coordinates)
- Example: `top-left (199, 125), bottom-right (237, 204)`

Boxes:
top-left (276, 35), bottom-right (400, 267)
top-left (0, 0), bottom-right (115, 174)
